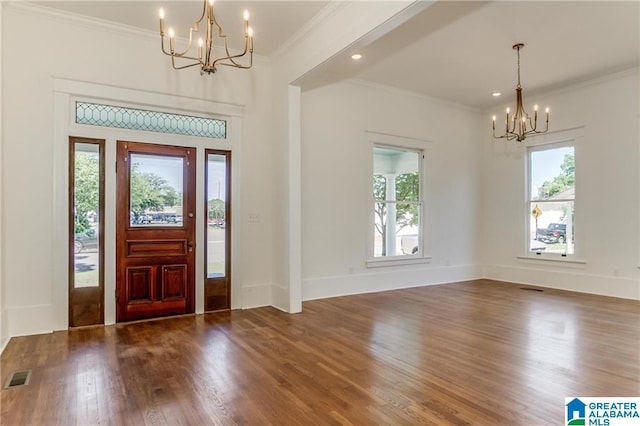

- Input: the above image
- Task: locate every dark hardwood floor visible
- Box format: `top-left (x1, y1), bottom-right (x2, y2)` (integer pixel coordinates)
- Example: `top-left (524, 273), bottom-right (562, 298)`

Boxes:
top-left (1, 279), bottom-right (639, 425)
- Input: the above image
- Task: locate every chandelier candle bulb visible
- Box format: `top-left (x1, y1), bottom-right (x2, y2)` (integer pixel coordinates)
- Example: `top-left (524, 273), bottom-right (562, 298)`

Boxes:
top-left (198, 38), bottom-right (203, 60)
top-left (168, 27), bottom-right (175, 52)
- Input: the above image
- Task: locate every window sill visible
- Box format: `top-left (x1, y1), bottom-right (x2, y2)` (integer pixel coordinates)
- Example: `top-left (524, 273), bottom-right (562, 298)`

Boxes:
top-left (516, 254), bottom-right (586, 265)
top-left (366, 256), bottom-right (432, 268)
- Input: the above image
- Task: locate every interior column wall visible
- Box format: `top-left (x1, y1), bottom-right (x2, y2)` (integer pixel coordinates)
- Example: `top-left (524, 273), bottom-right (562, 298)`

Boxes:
top-left (269, 0), bottom-right (430, 311)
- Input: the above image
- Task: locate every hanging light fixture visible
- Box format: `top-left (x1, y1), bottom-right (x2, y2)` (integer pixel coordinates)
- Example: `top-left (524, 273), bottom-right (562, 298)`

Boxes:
top-left (158, 0), bottom-right (254, 75)
top-left (492, 43), bottom-right (549, 142)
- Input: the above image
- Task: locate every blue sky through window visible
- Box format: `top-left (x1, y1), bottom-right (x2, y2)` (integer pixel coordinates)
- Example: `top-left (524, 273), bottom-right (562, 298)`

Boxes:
top-left (530, 146), bottom-right (574, 197)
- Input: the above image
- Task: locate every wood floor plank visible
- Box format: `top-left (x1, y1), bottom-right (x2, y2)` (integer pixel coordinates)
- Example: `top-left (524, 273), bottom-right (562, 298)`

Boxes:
top-left (1, 279), bottom-right (638, 425)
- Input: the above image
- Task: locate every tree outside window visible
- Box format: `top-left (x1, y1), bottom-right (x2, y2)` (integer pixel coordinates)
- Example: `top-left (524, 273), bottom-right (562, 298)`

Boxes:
top-left (528, 144), bottom-right (575, 255)
top-left (373, 146), bottom-right (422, 257)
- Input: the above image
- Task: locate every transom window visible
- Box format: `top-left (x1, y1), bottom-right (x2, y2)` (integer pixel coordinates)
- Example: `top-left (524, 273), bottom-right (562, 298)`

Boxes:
top-left (528, 143), bottom-right (575, 255)
top-left (76, 101), bottom-right (226, 139)
top-left (373, 145), bottom-right (423, 258)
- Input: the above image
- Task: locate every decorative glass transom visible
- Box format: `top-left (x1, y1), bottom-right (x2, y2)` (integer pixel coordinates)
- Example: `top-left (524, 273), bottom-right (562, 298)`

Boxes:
top-left (75, 102), bottom-right (226, 139)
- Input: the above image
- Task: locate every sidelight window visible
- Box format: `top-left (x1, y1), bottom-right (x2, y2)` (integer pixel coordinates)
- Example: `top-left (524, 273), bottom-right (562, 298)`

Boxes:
top-left (69, 137), bottom-right (105, 326)
top-left (70, 141), bottom-right (104, 288)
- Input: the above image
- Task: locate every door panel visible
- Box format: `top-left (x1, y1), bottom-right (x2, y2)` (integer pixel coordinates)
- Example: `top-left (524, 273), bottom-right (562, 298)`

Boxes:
top-left (162, 265), bottom-right (187, 299)
top-left (116, 141), bottom-right (196, 322)
top-left (126, 267), bottom-right (153, 302)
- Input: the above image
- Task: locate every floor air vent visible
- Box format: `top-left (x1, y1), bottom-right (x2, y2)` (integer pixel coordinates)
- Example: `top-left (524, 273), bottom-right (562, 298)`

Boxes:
top-left (4, 370), bottom-right (31, 389)
top-left (520, 287), bottom-right (544, 292)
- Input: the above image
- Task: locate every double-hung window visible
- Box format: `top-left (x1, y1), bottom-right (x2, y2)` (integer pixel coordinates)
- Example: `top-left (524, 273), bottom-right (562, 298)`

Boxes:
top-left (372, 145), bottom-right (423, 258)
top-left (527, 143), bottom-right (575, 255)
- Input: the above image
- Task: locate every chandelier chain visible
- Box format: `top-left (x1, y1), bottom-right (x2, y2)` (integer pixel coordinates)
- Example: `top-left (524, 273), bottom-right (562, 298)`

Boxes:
top-left (516, 45), bottom-right (521, 88)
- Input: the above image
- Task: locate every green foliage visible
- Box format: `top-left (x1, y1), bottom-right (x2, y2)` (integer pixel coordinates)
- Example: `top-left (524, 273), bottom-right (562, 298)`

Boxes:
top-left (129, 164), bottom-right (181, 218)
top-left (373, 172), bottom-right (420, 256)
top-left (74, 152), bottom-right (99, 234)
top-left (208, 198), bottom-right (225, 220)
top-left (396, 172), bottom-right (420, 203)
top-left (74, 156), bottom-right (181, 228)
top-left (538, 154), bottom-right (575, 199)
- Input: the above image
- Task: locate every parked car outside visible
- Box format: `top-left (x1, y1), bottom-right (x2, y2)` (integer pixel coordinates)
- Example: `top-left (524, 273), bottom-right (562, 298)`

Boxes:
top-left (74, 228), bottom-right (98, 253)
top-left (536, 223), bottom-right (567, 244)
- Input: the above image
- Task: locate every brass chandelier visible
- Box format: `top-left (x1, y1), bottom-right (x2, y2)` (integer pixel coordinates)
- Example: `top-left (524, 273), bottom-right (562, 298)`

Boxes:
top-left (158, 0), bottom-right (254, 75)
top-left (492, 43), bottom-right (549, 142)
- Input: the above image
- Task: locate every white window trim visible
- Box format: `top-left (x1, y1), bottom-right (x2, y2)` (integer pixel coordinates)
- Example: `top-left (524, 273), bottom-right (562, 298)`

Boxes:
top-left (516, 254), bottom-right (586, 264)
top-left (366, 131), bottom-right (432, 266)
top-left (522, 127), bottom-right (584, 262)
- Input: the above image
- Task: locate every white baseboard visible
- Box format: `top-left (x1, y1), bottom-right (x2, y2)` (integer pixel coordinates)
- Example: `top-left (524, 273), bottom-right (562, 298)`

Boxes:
top-left (484, 264), bottom-right (640, 300)
top-left (270, 285), bottom-right (289, 312)
top-left (241, 283), bottom-right (272, 309)
top-left (303, 264), bottom-right (481, 301)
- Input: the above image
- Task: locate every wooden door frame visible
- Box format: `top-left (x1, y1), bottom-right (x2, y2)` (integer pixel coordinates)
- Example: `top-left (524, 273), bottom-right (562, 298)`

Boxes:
top-left (68, 136), bottom-right (105, 327)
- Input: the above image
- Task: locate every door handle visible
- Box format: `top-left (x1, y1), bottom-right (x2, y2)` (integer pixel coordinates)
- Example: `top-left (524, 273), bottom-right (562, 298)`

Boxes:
top-left (187, 241), bottom-right (194, 247)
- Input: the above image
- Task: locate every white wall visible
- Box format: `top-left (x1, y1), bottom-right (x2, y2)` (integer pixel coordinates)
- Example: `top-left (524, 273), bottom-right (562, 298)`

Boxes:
top-left (0, 1), bottom-right (7, 351)
top-left (481, 69), bottom-right (640, 299)
top-left (1, 4), bottom-right (275, 337)
top-left (300, 80), bottom-right (483, 300)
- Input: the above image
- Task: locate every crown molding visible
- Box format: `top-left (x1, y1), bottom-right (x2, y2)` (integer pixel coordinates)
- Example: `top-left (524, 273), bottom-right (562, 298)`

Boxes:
top-left (270, 1), bottom-right (345, 62)
top-left (8, 2), bottom-right (157, 39)
top-left (5, 2), bottom-right (270, 64)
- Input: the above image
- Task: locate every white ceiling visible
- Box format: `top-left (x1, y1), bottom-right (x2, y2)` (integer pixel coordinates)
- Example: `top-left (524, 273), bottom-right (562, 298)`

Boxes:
top-left (309, 0), bottom-right (640, 109)
top-left (32, 1), bottom-right (330, 56)
top-left (31, 1), bottom-right (640, 110)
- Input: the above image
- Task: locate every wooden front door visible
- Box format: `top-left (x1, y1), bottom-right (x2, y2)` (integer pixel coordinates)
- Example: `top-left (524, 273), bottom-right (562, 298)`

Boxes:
top-left (116, 141), bottom-right (196, 322)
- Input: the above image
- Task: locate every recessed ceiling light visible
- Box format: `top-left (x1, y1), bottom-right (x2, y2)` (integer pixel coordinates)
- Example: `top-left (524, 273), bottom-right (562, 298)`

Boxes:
top-left (492, 92), bottom-right (502, 97)
top-left (351, 54), bottom-right (363, 60)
